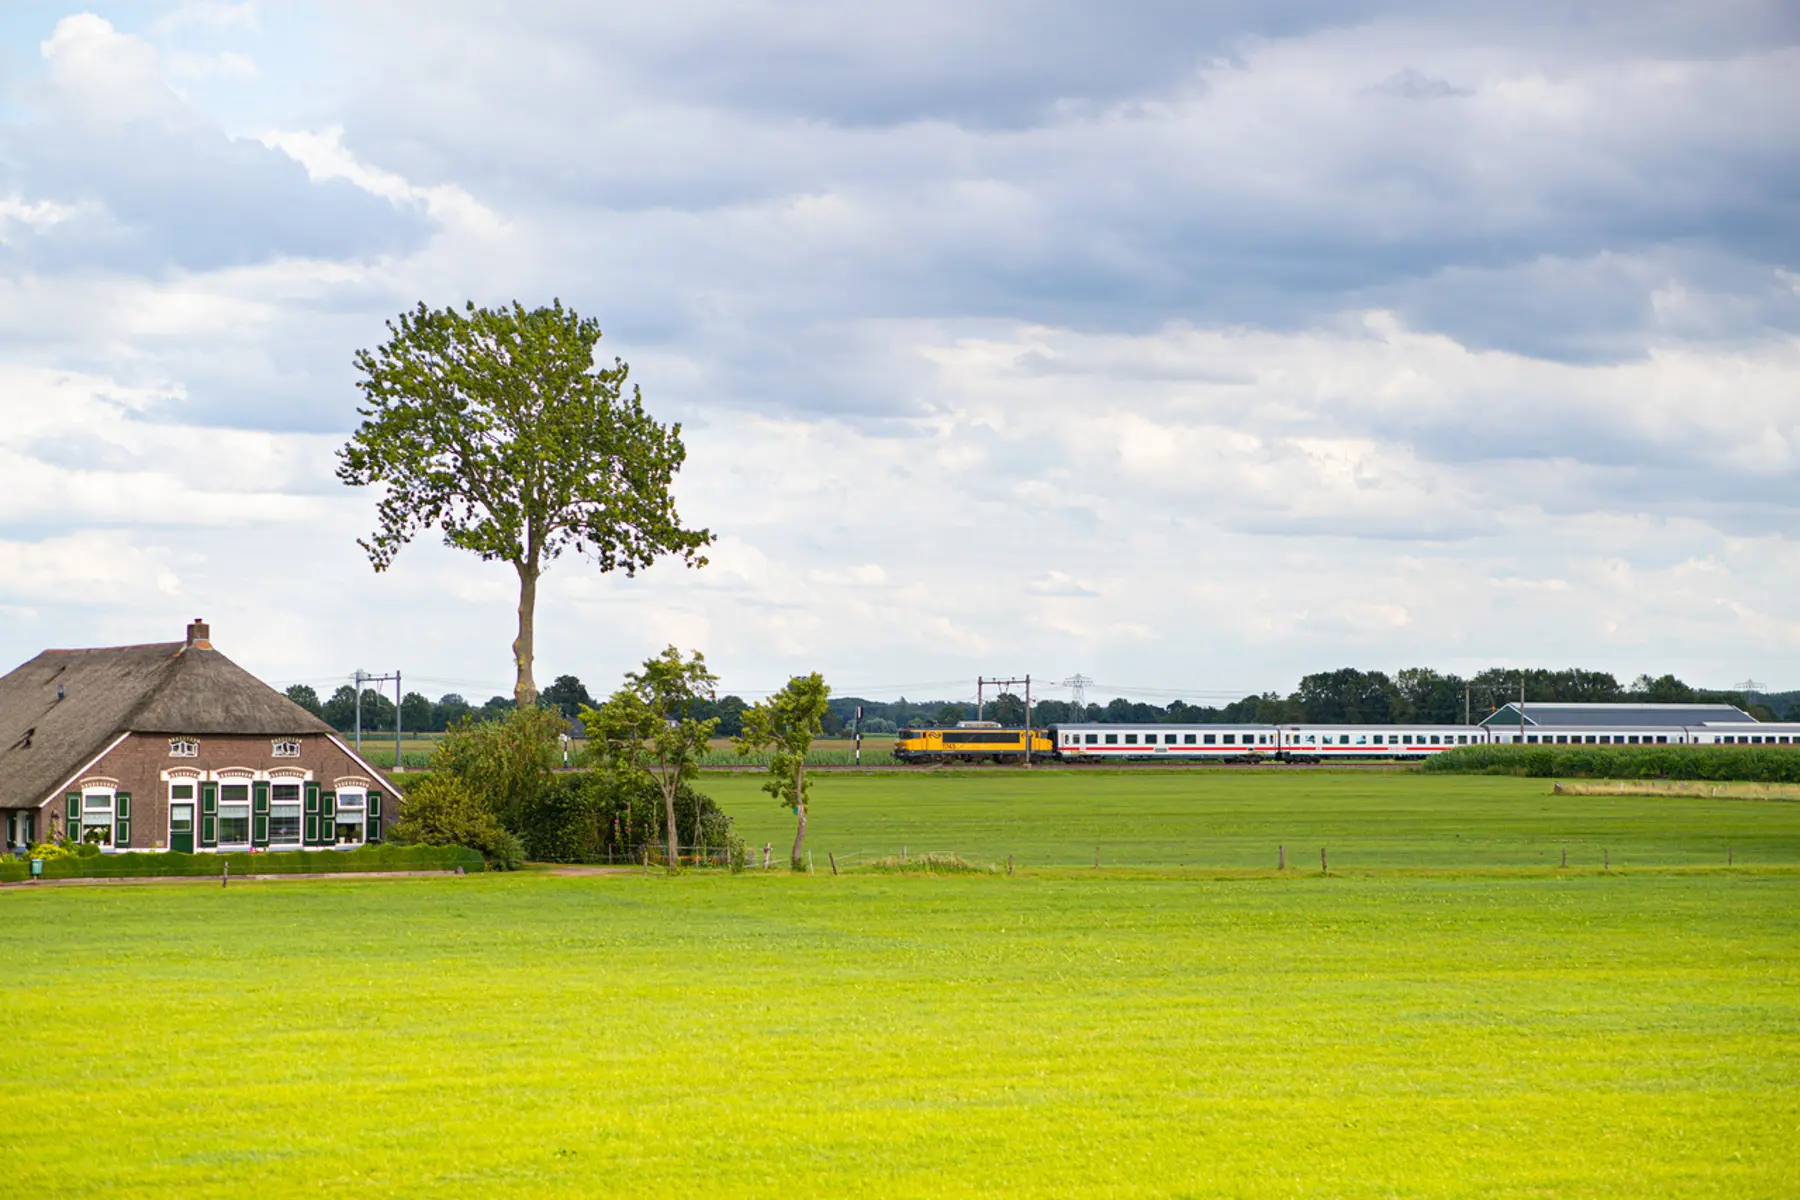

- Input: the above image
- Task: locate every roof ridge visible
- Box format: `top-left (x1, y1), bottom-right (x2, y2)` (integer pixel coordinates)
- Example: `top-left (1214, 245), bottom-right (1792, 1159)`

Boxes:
top-left (42, 642), bottom-right (184, 655)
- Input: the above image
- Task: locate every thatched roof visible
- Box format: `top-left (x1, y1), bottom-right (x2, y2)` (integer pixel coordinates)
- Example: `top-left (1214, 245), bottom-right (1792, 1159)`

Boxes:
top-left (0, 636), bottom-right (333, 811)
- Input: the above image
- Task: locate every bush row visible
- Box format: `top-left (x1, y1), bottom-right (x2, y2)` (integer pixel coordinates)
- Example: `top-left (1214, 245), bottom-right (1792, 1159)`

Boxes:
top-left (515, 771), bottom-right (738, 864)
top-left (1424, 744), bottom-right (1800, 782)
top-left (0, 843), bottom-right (483, 883)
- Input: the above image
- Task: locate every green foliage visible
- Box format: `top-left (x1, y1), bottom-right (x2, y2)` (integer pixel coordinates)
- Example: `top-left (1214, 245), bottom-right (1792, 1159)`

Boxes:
top-left (511, 771), bottom-right (738, 864)
top-left (0, 844), bottom-right (481, 883)
top-left (736, 672), bottom-right (830, 869)
top-left (337, 299), bottom-right (711, 705)
top-left (431, 705), bottom-right (563, 830)
top-left (584, 646), bottom-right (720, 866)
top-left (390, 773), bottom-right (525, 870)
top-left (1426, 743), bottom-right (1800, 782)
top-left (26, 839), bottom-right (78, 862)
top-left (285, 683), bottom-right (324, 718)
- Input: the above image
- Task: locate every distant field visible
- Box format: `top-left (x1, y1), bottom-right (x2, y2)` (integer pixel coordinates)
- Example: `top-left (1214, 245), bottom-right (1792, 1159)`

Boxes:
top-left (707, 769), bottom-right (1800, 869)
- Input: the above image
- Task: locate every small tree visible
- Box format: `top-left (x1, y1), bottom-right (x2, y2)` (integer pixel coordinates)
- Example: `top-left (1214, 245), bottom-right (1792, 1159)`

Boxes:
top-left (337, 300), bottom-right (712, 707)
top-left (735, 673), bottom-right (830, 870)
top-left (391, 773), bottom-right (524, 870)
top-left (584, 647), bottom-right (718, 868)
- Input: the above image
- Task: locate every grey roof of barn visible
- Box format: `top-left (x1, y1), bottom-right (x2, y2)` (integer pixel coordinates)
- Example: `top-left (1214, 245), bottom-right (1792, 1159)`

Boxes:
top-left (1478, 702), bottom-right (1756, 729)
top-left (0, 634), bottom-right (332, 811)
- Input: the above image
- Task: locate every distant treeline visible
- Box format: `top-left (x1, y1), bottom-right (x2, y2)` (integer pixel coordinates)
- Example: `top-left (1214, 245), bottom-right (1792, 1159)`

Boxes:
top-left (286, 668), bottom-right (1799, 736)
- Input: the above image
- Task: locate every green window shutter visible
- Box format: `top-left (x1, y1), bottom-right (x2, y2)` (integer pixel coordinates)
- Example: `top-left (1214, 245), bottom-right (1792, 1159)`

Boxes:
top-left (367, 791), bottom-right (382, 843)
top-left (65, 792), bottom-right (80, 838)
top-left (303, 782), bottom-right (321, 846)
top-left (200, 781), bottom-right (218, 848)
top-left (115, 792), bottom-right (131, 848)
top-left (322, 791), bottom-right (336, 820)
top-left (252, 782), bottom-right (270, 847)
top-left (253, 782), bottom-right (270, 814)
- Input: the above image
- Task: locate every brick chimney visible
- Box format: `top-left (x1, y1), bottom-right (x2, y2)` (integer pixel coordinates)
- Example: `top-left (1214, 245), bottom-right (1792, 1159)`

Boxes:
top-left (186, 618), bottom-right (212, 649)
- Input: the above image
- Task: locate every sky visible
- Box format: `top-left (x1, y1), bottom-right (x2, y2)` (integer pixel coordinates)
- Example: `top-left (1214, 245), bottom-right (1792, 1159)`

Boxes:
top-left (1, 1), bottom-right (1797, 707)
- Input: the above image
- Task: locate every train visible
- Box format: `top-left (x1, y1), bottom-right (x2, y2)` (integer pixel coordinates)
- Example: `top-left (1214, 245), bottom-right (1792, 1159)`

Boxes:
top-left (891, 718), bottom-right (1800, 765)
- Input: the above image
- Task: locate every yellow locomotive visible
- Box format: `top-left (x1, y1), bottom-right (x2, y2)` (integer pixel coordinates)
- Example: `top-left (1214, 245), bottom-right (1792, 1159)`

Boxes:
top-left (893, 721), bottom-right (1055, 764)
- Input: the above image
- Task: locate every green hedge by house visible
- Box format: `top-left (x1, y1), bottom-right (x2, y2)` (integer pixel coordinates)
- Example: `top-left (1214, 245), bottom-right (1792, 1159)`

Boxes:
top-left (1423, 744), bottom-right (1800, 782)
top-left (0, 843), bottom-right (484, 883)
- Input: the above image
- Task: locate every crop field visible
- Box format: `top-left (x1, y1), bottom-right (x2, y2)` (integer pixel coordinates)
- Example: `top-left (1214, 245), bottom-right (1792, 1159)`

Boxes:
top-left (5, 772), bottom-right (1798, 1197)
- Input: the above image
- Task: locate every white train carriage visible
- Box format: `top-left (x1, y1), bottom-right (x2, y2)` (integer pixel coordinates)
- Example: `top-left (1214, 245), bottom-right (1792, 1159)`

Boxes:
top-left (1052, 723), bottom-right (1278, 761)
top-left (1275, 724), bottom-right (1488, 760)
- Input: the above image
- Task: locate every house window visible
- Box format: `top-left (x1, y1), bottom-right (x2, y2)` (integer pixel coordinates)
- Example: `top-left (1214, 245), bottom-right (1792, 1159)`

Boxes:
top-left (334, 790), bottom-right (367, 846)
top-left (272, 739), bottom-right (302, 758)
top-left (80, 791), bottom-right (115, 845)
top-left (218, 783), bottom-right (252, 846)
top-left (169, 739), bottom-right (198, 757)
top-left (270, 783), bottom-right (302, 847)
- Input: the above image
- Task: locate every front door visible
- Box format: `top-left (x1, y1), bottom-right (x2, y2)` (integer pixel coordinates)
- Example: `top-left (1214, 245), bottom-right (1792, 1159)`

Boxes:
top-left (170, 804), bottom-right (195, 854)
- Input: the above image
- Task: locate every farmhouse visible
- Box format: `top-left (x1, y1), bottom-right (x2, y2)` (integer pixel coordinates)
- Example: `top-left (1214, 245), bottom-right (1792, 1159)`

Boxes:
top-left (0, 619), bottom-right (399, 855)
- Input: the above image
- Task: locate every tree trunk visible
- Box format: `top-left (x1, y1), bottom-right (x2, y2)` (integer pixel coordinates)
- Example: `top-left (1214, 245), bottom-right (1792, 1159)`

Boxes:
top-left (662, 773), bottom-right (680, 869)
top-left (790, 759), bottom-right (807, 869)
top-left (513, 561), bottom-right (539, 708)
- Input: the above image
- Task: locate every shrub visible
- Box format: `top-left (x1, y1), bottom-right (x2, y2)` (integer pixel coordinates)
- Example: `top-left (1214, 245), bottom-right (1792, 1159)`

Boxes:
top-left (1425, 744), bottom-right (1800, 782)
top-left (431, 706), bottom-right (563, 830)
top-left (866, 853), bottom-right (996, 875)
top-left (0, 844), bottom-right (483, 883)
top-left (390, 773), bottom-right (524, 870)
top-left (27, 840), bottom-right (79, 861)
top-left (511, 770), bottom-right (739, 865)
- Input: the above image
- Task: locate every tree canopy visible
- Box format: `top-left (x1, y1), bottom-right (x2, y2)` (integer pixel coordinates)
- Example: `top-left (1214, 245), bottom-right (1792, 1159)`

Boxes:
top-left (337, 299), bottom-right (711, 707)
top-left (735, 673), bottom-right (830, 870)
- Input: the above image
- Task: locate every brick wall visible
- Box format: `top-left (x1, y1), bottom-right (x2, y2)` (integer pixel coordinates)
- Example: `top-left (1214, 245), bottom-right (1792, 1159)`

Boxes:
top-left (41, 732), bottom-right (399, 850)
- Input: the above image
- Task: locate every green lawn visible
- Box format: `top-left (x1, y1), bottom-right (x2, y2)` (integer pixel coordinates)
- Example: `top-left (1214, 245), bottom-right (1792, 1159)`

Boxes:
top-left (712, 769), bottom-right (1800, 869)
top-left (5, 772), bottom-right (1798, 1197)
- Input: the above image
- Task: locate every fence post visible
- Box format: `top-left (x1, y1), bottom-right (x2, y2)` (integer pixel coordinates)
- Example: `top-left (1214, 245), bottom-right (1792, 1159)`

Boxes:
top-left (901, 844), bottom-right (906, 862)
top-left (222, 860), bottom-right (229, 889)
top-left (1094, 845), bottom-right (1100, 870)
top-left (829, 852), bottom-right (838, 876)
top-left (1728, 847), bottom-right (1733, 866)
top-left (1278, 844), bottom-right (1285, 871)
top-left (1007, 854), bottom-right (1013, 876)
top-left (1321, 847), bottom-right (1327, 874)
top-left (808, 851), bottom-right (815, 876)
top-left (1561, 847), bottom-right (1567, 869)
top-left (643, 846), bottom-right (649, 876)
top-left (1604, 848), bottom-right (1609, 871)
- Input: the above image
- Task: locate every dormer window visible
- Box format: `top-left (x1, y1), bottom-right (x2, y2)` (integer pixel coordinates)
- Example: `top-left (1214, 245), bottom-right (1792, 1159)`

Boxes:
top-left (168, 739), bottom-right (198, 757)
top-left (271, 739), bottom-right (302, 758)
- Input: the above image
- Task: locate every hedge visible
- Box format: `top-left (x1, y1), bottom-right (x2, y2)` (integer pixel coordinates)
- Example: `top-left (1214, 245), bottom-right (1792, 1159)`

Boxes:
top-left (0, 843), bottom-right (484, 883)
top-left (1423, 744), bottom-right (1800, 782)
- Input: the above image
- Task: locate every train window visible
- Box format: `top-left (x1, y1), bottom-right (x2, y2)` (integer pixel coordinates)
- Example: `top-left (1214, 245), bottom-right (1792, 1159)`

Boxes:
top-left (1370, 735), bottom-right (1382, 745)
top-left (1124, 734), bottom-right (1138, 745)
top-left (1458, 735), bottom-right (1468, 745)
top-left (1526, 736), bottom-right (1538, 744)
top-left (1203, 734), bottom-right (1216, 745)
top-left (1085, 733), bottom-right (1098, 745)
top-left (1401, 734), bottom-right (1412, 745)
top-left (1184, 734), bottom-right (1196, 745)
top-left (1427, 735), bottom-right (1438, 745)
top-left (1222, 734), bottom-right (1236, 745)
top-left (1656, 735), bottom-right (1668, 744)
top-left (1164, 734), bottom-right (1176, 745)
top-left (1104, 734), bottom-right (1117, 745)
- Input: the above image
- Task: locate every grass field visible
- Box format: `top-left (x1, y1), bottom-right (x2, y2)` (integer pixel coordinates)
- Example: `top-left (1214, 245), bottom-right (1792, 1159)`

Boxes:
top-left (5, 772), bottom-right (1798, 1197)
top-left (712, 770), bottom-right (1800, 869)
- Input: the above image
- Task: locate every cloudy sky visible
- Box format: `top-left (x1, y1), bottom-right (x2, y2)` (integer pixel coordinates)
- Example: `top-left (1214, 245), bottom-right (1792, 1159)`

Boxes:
top-left (2, 1), bottom-right (1797, 706)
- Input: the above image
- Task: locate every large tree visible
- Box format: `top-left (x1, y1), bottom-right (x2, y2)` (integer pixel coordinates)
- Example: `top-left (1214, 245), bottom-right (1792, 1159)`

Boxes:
top-left (735, 672), bottom-right (830, 870)
top-left (338, 300), bottom-right (712, 707)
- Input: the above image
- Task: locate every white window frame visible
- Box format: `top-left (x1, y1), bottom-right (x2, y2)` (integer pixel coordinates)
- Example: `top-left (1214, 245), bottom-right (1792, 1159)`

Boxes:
top-left (268, 780), bottom-right (304, 849)
top-left (271, 739), bottom-right (302, 758)
top-left (79, 787), bottom-right (117, 847)
top-left (169, 739), bottom-right (199, 758)
top-left (332, 787), bottom-right (368, 848)
top-left (215, 779), bottom-right (254, 849)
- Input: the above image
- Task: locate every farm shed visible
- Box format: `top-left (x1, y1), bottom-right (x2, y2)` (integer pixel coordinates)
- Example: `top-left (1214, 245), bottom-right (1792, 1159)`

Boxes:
top-left (0, 619), bottom-right (400, 855)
